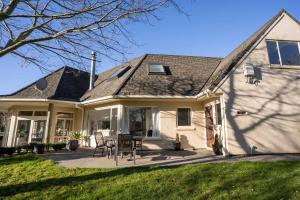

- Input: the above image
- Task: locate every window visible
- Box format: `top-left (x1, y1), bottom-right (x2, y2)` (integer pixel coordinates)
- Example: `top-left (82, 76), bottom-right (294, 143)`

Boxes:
top-left (87, 108), bottom-right (118, 135)
top-left (148, 64), bottom-right (166, 74)
top-left (34, 111), bottom-right (47, 116)
top-left (128, 107), bottom-right (159, 138)
top-left (108, 66), bottom-right (130, 79)
top-left (267, 40), bottom-right (300, 66)
top-left (266, 41), bottom-right (280, 64)
top-left (215, 104), bottom-right (222, 125)
top-left (16, 120), bottom-right (31, 146)
top-left (18, 111), bottom-right (47, 117)
top-left (55, 112), bottom-right (73, 142)
top-left (97, 109), bottom-right (111, 130)
top-left (19, 111), bottom-right (33, 116)
top-left (31, 120), bottom-right (46, 143)
top-left (177, 108), bottom-right (191, 126)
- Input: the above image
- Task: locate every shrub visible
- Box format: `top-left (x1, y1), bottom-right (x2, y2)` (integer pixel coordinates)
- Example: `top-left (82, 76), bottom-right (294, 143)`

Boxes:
top-left (45, 143), bottom-right (53, 152)
top-left (0, 147), bottom-right (16, 156)
top-left (212, 134), bottom-right (223, 155)
top-left (52, 143), bottom-right (66, 151)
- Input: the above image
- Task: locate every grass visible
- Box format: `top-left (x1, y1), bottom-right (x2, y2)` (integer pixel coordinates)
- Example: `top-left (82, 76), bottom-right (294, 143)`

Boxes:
top-left (0, 154), bottom-right (299, 200)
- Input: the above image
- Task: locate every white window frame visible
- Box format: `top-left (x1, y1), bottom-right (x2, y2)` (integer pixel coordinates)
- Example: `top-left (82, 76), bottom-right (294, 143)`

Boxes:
top-left (14, 115), bottom-right (47, 145)
top-left (54, 112), bottom-right (74, 143)
top-left (176, 107), bottom-right (192, 127)
top-left (148, 63), bottom-right (166, 74)
top-left (266, 40), bottom-right (300, 68)
top-left (126, 106), bottom-right (160, 139)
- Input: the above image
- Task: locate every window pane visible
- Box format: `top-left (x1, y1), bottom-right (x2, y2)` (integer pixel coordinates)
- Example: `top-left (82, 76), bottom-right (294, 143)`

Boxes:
top-left (55, 119), bottom-right (64, 136)
top-left (177, 108), bottom-right (191, 126)
top-left (278, 41), bottom-right (300, 65)
top-left (216, 104), bottom-right (222, 125)
top-left (145, 108), bottom-right (153, 137)
top-left (34, 111), bottom-right (47, 116)
top-left (129, 108), bottom-right (146, 137)
top-left (266, 41), bottom-right (280, 65)
top-left (16, 120), bottom-right (31, 145)
top-left (57, 112), bottom-right (73, 118)
top-left (31, 120), bottom-right (46, 143)
top-left (65, 120), bottom-right (73, 133)
top-left (19, 111), bottom-right (33, 116)
top-left (149, 64), bottom-right (166, 73)
top-left (110, 108), bottom-right (118, 135)
top-left (97, 109), bottom-right (111, 130)
top-left (0, 112), bottom-right (5, 133)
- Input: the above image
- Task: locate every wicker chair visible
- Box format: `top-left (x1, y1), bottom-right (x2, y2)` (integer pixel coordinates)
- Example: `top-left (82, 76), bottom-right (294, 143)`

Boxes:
top-left (93, 132), bottom-right (106, 157)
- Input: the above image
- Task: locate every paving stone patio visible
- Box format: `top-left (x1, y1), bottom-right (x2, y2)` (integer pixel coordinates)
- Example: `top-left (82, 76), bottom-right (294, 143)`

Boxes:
top-left (40, 148), bottom-right (300, 168)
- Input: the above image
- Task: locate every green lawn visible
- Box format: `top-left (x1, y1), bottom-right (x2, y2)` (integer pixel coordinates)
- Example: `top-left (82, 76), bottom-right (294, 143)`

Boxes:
top-left (0, 154), bottom-right (299, 200)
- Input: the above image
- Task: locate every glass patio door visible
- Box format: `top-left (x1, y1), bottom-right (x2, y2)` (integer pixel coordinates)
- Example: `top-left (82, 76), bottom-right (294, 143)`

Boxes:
top-left (16, 120), bottom-right (31, 146)
top-left (31, 120), bottom-right (46, 143)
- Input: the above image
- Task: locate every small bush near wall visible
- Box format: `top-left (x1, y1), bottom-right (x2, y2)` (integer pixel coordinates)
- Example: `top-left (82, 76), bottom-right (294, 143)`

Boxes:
top-left (0, 147), bottom-right (16, 156)
top-left (52, 143), bottom-right (66, 151)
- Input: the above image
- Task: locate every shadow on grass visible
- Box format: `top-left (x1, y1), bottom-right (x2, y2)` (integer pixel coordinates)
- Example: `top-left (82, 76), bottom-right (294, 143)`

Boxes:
top-left (0, 161), bottom-right (179, 197)
top-left (1, 155), bottom-right (299, 199)
top-left (0, 154), bottom-right (40, 166)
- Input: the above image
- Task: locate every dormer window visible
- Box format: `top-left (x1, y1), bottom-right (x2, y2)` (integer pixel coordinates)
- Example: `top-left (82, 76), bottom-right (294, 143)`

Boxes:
top-left (266, 40), bottom-right (300, 66)
top-left (108, 66), bottom-right (130, 80)
top-left (148, 64), bottom-right (166, 75)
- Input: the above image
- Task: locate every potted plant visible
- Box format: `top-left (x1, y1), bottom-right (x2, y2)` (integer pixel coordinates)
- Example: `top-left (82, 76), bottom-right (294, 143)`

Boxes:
top-left (212, 134), bottom-right (223, 155)
top-left (34, 143), bottom-right (45, 154)
top-left (173, 133), bottom-right (181, 151)
top-left (66, 131), bottom-right (81, 151)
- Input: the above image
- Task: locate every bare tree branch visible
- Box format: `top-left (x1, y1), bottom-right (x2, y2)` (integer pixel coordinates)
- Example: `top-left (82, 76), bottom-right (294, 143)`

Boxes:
top-left (0, 0), bottom-right (182, 71)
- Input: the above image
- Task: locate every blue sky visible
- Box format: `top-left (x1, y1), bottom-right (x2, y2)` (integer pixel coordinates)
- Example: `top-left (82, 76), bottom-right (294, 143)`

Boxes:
top-left (1, 0), bottom-right (300, 94)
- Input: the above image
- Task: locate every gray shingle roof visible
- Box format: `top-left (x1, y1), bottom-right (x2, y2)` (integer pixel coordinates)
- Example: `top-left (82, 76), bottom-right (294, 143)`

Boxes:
top-left (116, 54), bottom-right (222, 96)
top-left (80, 55), bottom-right (146, 101)
top-left (1, 66), bottom-right (92, 101)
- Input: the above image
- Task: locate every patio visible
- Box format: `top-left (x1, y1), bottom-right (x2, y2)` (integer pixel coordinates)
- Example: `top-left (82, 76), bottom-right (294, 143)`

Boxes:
top-left (40, 148), bottom-right (217, 168)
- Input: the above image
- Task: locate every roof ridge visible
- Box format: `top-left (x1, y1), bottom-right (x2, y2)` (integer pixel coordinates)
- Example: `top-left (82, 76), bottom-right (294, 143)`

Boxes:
top-left (95, 55), bottom-right (146, 77)
top-left (113, 54), bottom-right (148, 95)
top-left (146, 53), bottom-right (223, 59)
top-left (49, 67), bottom-right (67, 99)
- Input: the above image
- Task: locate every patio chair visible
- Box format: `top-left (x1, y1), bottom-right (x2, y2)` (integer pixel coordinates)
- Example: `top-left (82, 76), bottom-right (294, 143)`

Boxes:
top-left (105, 136), bottom-right (116, 159)
top-left (115, 134), bottom-right (136, 165)
top-left (93, 132), bottom-right (106, 157)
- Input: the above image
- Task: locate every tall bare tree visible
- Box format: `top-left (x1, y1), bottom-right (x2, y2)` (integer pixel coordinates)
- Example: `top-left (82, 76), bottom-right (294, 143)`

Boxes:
top-left (0, 0), bottom-right (179, 71)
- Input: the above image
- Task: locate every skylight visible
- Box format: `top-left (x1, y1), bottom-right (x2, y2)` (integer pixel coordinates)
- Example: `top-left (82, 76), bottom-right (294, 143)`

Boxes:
top-left (148, 64), bottom-right (166, 74)
top-left (108, 66), bottom-right (130, 79)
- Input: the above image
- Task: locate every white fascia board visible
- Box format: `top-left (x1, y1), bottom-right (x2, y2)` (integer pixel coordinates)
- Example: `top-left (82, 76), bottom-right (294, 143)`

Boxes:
top-left (115, 95), bottom-right (197, 99)
top-left (0, 98), bottom-right (80, 105)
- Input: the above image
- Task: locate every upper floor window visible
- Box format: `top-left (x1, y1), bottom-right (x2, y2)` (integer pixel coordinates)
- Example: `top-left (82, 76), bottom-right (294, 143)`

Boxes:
top-left (266, 40), bottom-right (300, 66)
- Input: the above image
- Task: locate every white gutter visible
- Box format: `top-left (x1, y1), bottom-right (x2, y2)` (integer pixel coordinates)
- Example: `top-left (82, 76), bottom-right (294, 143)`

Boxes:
top-left (115, 95), bottom-right (197, 99)
top-left (0, 92), bottom-right (212, 106)
top-left (81, 96), bottom-right (114, 105)
top-left (0, 98), bottom-right (80, 105)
